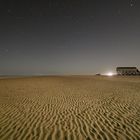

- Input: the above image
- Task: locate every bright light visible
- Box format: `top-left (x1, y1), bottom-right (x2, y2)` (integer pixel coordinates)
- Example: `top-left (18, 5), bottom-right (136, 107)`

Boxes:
top-left (106, 72), bottom-right (113, 76)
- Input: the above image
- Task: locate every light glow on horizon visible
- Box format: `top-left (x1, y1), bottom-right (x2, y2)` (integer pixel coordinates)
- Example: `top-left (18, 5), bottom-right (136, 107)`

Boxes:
top-left (106, 72), bottom-right (114, 76)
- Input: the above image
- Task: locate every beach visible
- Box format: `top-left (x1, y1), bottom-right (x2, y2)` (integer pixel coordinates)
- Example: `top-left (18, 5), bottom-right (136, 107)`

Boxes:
top-left (0, 76), bottom-right (140, 140)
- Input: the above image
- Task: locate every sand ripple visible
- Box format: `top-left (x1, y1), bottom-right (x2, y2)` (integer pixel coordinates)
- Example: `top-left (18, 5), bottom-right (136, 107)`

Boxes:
top-left (0, 76), bottom-right (140, 140)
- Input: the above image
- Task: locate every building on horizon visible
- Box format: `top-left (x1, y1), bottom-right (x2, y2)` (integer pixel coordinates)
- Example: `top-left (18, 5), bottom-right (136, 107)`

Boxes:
top-left (116, 67), bottom-right (140, 75)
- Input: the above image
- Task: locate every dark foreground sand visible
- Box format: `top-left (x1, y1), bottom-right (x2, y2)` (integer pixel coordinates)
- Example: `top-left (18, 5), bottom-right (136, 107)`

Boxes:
top-left (0, 76), bottom-right (140, 140)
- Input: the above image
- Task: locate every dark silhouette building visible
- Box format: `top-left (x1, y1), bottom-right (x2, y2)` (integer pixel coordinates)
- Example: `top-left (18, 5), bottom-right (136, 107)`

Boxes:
top-left (116, 67), bottom-right (140, 75)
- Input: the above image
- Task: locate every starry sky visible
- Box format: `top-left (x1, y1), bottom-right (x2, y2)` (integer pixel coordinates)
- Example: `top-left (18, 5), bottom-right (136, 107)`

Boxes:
top-left (0, 0), bottom-right (140, 75)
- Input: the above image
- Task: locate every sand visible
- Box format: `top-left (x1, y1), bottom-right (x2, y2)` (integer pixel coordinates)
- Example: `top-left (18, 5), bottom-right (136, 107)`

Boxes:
top-left (0, 76), bottom-right (140, 140)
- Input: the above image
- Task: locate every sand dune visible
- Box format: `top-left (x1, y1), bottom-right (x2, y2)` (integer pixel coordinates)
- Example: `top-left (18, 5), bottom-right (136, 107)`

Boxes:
top-left (0, 76), bottom-right (140, 140)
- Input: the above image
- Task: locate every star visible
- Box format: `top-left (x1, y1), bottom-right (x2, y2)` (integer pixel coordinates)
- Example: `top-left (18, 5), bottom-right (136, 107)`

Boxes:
top-left (130, 3), bottom-right (134, 7)
top-left (7, 9), bottom-right (13, 16)
top-left (117, 9), bottom-right (121, 15)
top-left (5, 49), bottom-right (9, 52)
top-left (8, 9), bottom-right (11, 13)
top-left (130, 0), bottom-right (136, 7)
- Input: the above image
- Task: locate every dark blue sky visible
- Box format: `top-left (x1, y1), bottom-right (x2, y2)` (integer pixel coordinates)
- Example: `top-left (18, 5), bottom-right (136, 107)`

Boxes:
top-left (0, 0), bottom-right (140, 75)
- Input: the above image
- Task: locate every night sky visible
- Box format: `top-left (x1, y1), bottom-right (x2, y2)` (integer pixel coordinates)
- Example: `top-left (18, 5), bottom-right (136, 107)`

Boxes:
top-left (0, 0), bottom-right (140, 75)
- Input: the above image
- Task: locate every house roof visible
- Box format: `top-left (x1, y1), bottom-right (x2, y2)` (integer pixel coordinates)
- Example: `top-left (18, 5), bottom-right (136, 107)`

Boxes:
top-left (116, 67), bottom-right (137, 70)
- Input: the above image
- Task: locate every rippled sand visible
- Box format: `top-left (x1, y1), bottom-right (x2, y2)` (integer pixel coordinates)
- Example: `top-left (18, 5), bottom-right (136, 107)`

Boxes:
top-left (0, 76), bottom-right (140, 140)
